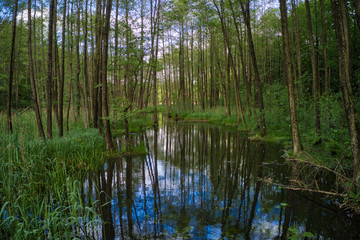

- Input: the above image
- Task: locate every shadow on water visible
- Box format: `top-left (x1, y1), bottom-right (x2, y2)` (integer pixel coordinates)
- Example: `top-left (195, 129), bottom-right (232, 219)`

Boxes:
top-left (82, 120), bottom-right (360, 239)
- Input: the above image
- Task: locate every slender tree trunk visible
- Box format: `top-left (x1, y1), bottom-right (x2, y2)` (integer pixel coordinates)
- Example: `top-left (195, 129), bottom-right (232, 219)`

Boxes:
top-left (47, 0), bottom-right (55, 139)
top-left (93, 0), bottom-right (102, 129)
top-left (179, 20), bottom-right (186, 110)
top-left (214, 0), bottom-right (246, 125)
top-left (7, 0), bottom-right (18, 133)
top-left (280, 0), bottom-right (303, 153)
top-left (53, 0), bottom-right (60, 127)
top-left (84, 0), bottom-right (91, 125)
top-left (59, 0), bottom-right (67, 137)
top-left (28, 0), bottom-right (45, 139)
top-left (114, 0), bottom-right (120, 98)
top-left (102, 0), bottom-right (114, 150)
top-left (125, 0), bottom-right (132, 103)
top-left (66, 0), bottom-right (73, 132)
top-left (305, 0), bottom-right (321, 140)
top-left (33, 0), bottom-right (40, 109)
top-left (138, 0), bottom-right (145, 109)
top-left (15, 12), bottom-right (24, 111)
top-left (320, 0), bottom-right (328, 92)
top-left (291, 0), bottom-right (303, 91)
top-left (76, 1), bottom-right (88, 128)
top-left (241, 0), bottom-right (266, 136)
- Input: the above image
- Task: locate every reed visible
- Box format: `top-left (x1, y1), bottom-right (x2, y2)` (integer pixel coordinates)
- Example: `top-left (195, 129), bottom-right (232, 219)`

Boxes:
top-left (0, 113), bottom-right (103, 238)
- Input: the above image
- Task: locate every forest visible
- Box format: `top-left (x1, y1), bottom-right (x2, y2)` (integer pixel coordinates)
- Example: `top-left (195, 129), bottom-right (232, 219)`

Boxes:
top-left (1, 0), bottom-right (360, 238)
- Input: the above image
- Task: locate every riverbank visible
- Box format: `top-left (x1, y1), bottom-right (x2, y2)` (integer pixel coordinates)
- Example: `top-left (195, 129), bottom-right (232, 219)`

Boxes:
top-left (162, 103), bottom-right (358, 213)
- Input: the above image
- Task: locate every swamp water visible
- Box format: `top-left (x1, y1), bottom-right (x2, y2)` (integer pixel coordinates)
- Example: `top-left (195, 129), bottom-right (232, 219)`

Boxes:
top-left (83, 121), bottom-right (360, 239)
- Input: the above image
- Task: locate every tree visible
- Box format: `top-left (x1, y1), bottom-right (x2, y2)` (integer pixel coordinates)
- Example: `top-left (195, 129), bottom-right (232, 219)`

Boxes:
top-left (47, 0), bottom-right (55, 139)
top-left (59, 0), bottom-right (67, 137)
top-left (331, 0), bottom-right (360, 182)
top-left (102, 0), bottom-right (115, 150)
top-left (279, 0), bottom-right (303, 153)
top-left (240, 0), bottom-right (266, 137)
top-left (28, 0), bottom-right (45, 139)
top-left (305, 0), bottom-right (321, 141)
top-left (7, 0), bottom-right (18, 133)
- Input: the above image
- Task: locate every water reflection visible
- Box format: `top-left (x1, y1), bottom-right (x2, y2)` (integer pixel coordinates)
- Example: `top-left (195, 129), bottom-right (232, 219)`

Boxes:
top-left (84, 121), bottom-right (359, 239)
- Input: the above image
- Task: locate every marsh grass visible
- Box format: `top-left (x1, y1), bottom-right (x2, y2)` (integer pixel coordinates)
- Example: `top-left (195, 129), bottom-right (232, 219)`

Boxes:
top-left (0, 112), bottom-right (104, 238)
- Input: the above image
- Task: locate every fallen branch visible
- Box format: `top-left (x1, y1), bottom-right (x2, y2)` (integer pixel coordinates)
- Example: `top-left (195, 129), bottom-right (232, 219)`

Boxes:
top-left (287, 157), bottom-right (347, 179)
top-left (19, 107), bottom-right (30, 115)
top-left (285, 187), bottom-right (346, 197)
top-left (258, 177), bottom-right (345, 197)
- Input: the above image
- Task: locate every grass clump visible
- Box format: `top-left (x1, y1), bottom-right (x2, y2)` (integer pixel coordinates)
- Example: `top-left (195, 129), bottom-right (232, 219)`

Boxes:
top-left (0, 113), bottom-right (104, 238)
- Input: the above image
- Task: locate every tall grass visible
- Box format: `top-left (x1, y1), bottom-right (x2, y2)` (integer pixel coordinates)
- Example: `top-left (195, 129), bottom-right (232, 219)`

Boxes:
top-left (0, 112), bottom-right (104, 238)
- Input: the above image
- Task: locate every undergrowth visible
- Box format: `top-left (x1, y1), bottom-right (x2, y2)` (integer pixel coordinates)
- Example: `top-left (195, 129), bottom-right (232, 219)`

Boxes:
top-left (168, 83), bottom-right (352, 170)
top-left (0, 112), bottom-right (104, 238)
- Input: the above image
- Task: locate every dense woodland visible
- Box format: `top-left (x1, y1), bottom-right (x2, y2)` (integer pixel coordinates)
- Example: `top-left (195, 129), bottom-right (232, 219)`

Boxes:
top-left (2, 0), bottom-right (360, 237)
top-left (1, 0), bottom-right (360, 187)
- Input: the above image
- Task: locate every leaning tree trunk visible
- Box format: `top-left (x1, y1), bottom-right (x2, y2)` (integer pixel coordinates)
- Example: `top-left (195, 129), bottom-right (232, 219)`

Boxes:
top-left (241, 0), bottom-right (266, 137)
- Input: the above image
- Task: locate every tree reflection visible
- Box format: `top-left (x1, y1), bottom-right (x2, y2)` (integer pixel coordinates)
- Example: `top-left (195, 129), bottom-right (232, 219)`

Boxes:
top-left (84, 122), bottom-right (357, 239)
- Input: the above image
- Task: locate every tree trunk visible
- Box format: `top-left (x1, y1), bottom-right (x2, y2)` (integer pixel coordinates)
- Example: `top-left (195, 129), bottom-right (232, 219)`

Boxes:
top-left (102, 0), bottom-right (114, 150)
top-left (83, 0), bottom-right (91, 126)
top-left (320, 0), bottom-right (328, 93)
top-left (28, 0), bottom-right (46, 139)
top-left (7, 0), bottom-right (18, 133)
top-left (241, 0), bottom-right (266, 136)
top-left (47, 0), bottom-right (55, 139)
top-left (279, 0), bottom-right (303, 153)
top-left (214, 0), bottom-right (246, 125)
top-left (291, 0), bottom-right (303, 92)
top-left (59, 0), bottom-right (67, 137)
top-left (305, 0), bottom-right (321, 140)
top-left (179, 20), bottom-right (186, 110)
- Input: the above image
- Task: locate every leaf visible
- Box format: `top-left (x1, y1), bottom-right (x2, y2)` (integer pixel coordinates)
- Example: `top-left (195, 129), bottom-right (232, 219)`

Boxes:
top-left (303, 232), bottom-right (314, 238)
top-left (0, 201), bottom-right (9, 216)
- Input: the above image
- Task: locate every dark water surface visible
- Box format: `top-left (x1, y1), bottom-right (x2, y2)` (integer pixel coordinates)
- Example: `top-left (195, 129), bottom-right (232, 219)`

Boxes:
top-left (84, 121), bottom-right (360, 239)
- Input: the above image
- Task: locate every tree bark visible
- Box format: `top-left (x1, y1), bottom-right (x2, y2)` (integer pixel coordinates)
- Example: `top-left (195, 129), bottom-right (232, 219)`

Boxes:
top-left (241, 0), bottom-right (266, 136)
top-left (320, 0), bottom-right (328, 92)
top-left (102, 0), bottom-right (114, 150)
top-left (279, 0), bottom-right (303, 153)
top-left (59, 0), bottom-right (67, 137)
top-left (28, 0), bottom-right (46, 139)
top-left (47, 0), bottom-right (55, 139)
top-left (7, 0), bottom-right (18, 133)
top-left (83, 0), bottom-right (91, 126)
top-left (305, 0), bottom-right (321, 140)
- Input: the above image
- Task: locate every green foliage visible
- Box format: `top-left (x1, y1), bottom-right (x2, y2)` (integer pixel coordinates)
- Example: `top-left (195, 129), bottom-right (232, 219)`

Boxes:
top-left (111, 99), bottom-right (154, 134)
top-left (287, 225), bottom-right (314, 240)
top-left (343, 180), bottom-right (360, 214)
top-left (0, 112), bottom-right (105, 238)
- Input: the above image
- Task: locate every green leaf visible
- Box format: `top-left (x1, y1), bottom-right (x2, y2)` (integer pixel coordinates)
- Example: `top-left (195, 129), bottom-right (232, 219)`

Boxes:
top-left (303, 232), bottom-right (314, 238)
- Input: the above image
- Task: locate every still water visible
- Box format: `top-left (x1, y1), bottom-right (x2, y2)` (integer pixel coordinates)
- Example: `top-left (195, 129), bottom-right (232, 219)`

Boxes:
top-left (83, 121), bottom-right (360, 239)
